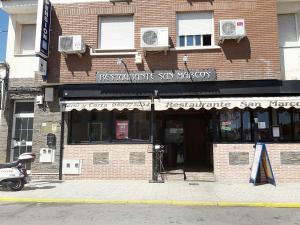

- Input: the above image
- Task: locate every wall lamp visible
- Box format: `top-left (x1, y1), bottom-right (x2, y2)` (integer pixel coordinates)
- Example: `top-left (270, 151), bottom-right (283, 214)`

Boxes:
top-left (117, 58), bottom-right (126, 67)
top-left (183, 54), bottom-right (188, 65)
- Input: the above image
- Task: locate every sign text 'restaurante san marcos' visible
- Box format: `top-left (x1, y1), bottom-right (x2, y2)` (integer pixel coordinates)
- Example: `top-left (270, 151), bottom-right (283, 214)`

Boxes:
top-left (96, 69), bottom-right (216, 84)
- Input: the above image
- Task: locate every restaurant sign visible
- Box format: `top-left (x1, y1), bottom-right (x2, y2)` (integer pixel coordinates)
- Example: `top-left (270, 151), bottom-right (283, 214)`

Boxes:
top-left (96, 69), bottom-right (216, 84)
top-left (154, 97), bottom-right (300, 111)
top-left (60, 97), bottom-right (300, 112)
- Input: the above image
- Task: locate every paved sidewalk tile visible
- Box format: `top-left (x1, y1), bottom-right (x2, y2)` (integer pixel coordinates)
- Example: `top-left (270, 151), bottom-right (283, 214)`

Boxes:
top-left (1, 180), bottom-right (300, 206)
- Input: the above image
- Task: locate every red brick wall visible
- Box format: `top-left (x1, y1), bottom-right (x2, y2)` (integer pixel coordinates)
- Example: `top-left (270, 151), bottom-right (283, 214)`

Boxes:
top-left (44, 0), bottom-right (281, 84)
top-left (214, 144), bottom-right (300, 183)
top-left (63, 144), bottom-right (153, 180)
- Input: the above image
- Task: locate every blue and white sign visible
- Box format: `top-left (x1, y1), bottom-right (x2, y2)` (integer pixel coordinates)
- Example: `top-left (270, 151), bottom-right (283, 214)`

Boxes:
top-left (35, 0), bottom-right (52, 58)
top-left (250, 143), bottom-right (276, 186)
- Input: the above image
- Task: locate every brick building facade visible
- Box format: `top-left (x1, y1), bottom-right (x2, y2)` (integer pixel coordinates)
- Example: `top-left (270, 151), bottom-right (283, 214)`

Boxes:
top-left (1, 0), bottom-right (300, 183)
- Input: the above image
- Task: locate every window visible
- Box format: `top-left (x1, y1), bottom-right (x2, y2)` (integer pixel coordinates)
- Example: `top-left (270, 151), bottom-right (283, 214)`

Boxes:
top-left (278, 14), bottom-right (298, 47)
top-left (20, 24), bottom-right (36, 54)
top-left (278, 110), bottom-right (292, 141)
top-left (69, 110), bottom-right (111, 143)
top-left (219, 109), bottom-right (241, 142)
top-left (242, 110), bottom-right (252, 141)
top-left (256, 109), bottom-right (272, 142)
top-left (99, 16), bottom-right (134, 50)
top-left (69, 110), bottom-right (150, 144)
top-left (177, 12), bottom-right (213, 47)
top-left (114, 111), bottom-right (150, 141)
top-left (293, 111), bottom-right (300, 141)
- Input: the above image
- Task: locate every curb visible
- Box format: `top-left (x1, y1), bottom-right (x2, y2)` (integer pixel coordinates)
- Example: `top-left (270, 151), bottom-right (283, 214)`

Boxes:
top-left (0, 198), bottom-right (300, 208)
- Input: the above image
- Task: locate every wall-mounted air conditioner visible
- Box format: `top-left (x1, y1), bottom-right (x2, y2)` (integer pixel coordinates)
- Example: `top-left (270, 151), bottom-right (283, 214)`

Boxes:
top-left (219, 19), bottom-right (246, 43)
top-left (34, 57), bottom-right (47, 76)
top-left (58, 35), bottom-right (86, 55)
top-left (141, 27), bottom-right (169, 51)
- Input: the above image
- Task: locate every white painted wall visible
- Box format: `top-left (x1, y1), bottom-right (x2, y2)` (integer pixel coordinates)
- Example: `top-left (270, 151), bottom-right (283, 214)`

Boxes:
top-left (278, 2), bottom-right (300, 80)
top-left (5, 14), bottom-right (38, 79)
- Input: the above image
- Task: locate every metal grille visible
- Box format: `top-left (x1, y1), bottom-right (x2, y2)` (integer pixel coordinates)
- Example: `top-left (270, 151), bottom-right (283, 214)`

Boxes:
top-left (142, 30), bottom-right (158, 45)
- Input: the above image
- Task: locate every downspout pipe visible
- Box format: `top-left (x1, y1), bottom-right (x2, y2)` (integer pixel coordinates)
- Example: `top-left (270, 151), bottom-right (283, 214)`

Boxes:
top-left (59, 111), bottom-right (64, 180)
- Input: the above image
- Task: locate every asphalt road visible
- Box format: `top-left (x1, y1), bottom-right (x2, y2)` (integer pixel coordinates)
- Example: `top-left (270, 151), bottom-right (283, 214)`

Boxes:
top-left (0, 203), bottom-right (300, 225)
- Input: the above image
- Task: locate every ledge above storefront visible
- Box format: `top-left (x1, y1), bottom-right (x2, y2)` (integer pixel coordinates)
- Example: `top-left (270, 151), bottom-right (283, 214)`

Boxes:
top-left (57, 80), bottom-right (300, 99)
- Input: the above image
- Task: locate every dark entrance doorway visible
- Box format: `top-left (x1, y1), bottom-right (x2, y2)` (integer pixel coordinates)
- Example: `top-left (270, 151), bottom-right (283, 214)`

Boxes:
top-left (156, 110), bottom-right (213, 177)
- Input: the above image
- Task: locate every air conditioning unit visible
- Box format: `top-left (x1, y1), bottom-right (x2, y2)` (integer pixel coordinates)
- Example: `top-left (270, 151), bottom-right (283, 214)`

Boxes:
top-left (58, 35), bottom-right (86, 55)
top-left (219, 19), bottom-right (246, 43)
top-left (141, 27), bottom-right (169, 51)
top-left (34, 57), bottom-right (47, 76)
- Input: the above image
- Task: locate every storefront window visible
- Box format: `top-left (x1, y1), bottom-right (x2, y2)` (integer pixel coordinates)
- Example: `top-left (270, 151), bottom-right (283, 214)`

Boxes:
top-left (69, 110), bottom-right (150, 144)
top-left (114, 111), bottom-right (150, 141)
top-left (293, 111), bottom-right (300, 140)
top-left (242, 110), bottom-right (252, 141)
top-left (278, 109), bottom-right (292, 141)
top-left (69, 110), bottom-right (111, 143)
top-left (256, 109), bottom-right (272, 142)
top-left (131, 111), bottom-right (150, 141)
top-left (219, 109), bottom-right (241, 142)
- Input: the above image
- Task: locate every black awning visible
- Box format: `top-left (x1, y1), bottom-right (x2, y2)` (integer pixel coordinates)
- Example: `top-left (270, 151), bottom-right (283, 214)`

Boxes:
top-left (58, 79), bottom-right (300, 99)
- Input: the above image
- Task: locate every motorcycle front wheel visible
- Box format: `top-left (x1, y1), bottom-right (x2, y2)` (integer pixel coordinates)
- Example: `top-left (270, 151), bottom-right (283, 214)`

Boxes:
top-left (9, 179), bottom-right (24, 191)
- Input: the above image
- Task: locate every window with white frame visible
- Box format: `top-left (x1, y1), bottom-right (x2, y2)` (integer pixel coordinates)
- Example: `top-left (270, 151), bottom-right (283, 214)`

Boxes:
top-left (177, 12), bottom-right (214, 48)
top-left (99, 16), bottom-right (134, 50)
top-left (20, 24), bottom-right (36, 54)
top-left (278, 14), bottom-right (298, 47)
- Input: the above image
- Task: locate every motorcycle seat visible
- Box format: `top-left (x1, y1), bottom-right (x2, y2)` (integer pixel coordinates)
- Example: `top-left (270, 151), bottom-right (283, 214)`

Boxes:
top-left (0, 161), bottom-right (19, 169)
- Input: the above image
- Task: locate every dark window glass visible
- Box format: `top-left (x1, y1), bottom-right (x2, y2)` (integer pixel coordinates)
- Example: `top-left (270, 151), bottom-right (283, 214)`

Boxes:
top-left (256, 110), bottom-right (272, 142)
top-left (15, 102), bottom-right (34, 114)
top-left (130, 111), bottom-right (150, 141)
top-left (69, 110), bottom-right (150, 143)
top-left (195, 35), bottom-right (201, 46)
top-left (203, 34), bottom-right (212, 46)
top-left (294, 111), bottom-right (300, 140)
top-left (219, 110), bottom-right (241, 142)
top-left (242, 110), bottom-right (252, 141)
top-left (69, 110), bottom-right (111, 143)
top-left (278, 110), bottom-right (292, 141)
top-left (114, 111), bottom-right (150, 141)
top-left (186, 35), bottom-right (194, 46)
top-left (179, 36), bottom-right (185, 47)
top-left (115, 111), bottom-right (130, 140)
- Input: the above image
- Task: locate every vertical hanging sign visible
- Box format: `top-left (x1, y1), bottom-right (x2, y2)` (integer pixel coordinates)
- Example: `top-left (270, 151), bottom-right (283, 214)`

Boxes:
top-left (35, 0), bottom-right (52, 59)
top-left (250, 143), bottom-right (276, 186)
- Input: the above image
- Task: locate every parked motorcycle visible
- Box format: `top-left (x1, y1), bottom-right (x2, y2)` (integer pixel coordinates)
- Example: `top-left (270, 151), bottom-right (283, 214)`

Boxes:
top-left (0, 152), bottom-right (36, 191)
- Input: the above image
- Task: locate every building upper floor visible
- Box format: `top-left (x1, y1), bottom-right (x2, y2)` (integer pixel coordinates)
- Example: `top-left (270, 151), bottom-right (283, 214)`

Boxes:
top-left (0, 0), bottom-right (299, 84)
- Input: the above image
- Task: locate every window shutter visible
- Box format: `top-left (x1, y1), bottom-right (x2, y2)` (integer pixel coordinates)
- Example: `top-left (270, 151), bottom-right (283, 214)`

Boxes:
top-left (278, 14), bottom-right (297, 46)
top-left (177, 12), bottom-right (213, 36)
top-left (100, 16), bottom-right (134, 49)
top-left (20, 24), bottom-right (36, 54)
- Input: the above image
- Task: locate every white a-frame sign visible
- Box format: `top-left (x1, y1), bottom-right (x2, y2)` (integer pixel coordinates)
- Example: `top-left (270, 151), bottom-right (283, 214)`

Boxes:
top-left (250, 143), bottom-right (276, 186)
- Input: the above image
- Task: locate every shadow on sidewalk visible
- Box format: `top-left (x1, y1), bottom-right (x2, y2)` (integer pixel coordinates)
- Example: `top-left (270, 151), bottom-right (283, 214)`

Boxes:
top-left (0, 180), bottom-right (63, 192)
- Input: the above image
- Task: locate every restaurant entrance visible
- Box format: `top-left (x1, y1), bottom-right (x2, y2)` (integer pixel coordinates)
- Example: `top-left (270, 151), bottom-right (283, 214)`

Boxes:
top-left (156, 110), bottom-right (214, 180)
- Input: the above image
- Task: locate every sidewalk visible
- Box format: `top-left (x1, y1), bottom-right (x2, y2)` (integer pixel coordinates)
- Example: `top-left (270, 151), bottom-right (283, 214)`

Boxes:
top-left (1, 180), bottom-right (300, 207)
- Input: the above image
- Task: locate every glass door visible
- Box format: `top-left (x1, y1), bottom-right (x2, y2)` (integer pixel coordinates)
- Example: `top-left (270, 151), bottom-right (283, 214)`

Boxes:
top-left (164, 119), bottom-right (185, 169)
top-left (11, 101), bottom-right (34, 169)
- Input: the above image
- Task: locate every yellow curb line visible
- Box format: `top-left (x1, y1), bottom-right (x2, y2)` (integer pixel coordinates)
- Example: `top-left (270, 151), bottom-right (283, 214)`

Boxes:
top-left (0, 198), bottom-right (300, 208)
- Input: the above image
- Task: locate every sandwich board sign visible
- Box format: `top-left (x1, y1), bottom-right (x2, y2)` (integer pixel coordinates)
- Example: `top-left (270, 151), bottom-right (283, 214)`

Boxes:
top-left (250, 143), bottom-right (276, 186)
